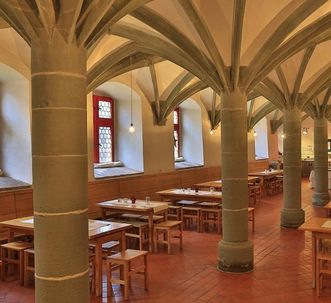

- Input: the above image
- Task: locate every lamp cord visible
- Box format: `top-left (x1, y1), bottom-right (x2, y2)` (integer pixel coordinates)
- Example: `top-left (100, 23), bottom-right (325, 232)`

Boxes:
top-left (130, 55), bottom-right (133, 125)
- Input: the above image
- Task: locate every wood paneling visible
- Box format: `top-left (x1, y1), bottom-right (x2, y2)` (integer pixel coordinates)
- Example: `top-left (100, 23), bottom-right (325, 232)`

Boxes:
top-left (248, 160), bottom-right (269, 173)
top-left (0, 161), bottom-right (269, 225)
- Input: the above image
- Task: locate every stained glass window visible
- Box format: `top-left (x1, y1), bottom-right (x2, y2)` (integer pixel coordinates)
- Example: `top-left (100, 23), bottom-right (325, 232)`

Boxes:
top-left (174, 108), bottom-right (180, 158)
top-left (98, 127), bottom-right (112, 163)
top-left (93, 95), bottom-right (114, 163)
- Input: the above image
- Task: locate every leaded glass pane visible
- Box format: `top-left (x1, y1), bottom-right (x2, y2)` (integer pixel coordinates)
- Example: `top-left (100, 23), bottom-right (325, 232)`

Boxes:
top-left (174, 130), bottom-right (179, 158)
top-left (99, 126), bottom-right (112, 162)
top-left (173, 110), bottom-right (178, 124)
top-left (98, 101), bottom-right (111, 119)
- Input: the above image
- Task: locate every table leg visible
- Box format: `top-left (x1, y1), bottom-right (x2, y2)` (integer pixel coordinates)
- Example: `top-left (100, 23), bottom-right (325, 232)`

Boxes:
top-left (101, 209), bottom-right (106, 220)
top-left (148, 213), bottom-right (153, 252)
top-left (95, 242), bottom-right (103, 297)
top-left (312, 232), bottom-right (316, 289)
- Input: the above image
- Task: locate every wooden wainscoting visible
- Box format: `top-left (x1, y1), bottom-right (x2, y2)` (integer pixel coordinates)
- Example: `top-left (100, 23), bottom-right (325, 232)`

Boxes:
top-left (248, 160), bottom-right (269, 173)
top-left (88, 166), bottom-right (221, 218)
top-left (0, 161), bottom-right (269, 230)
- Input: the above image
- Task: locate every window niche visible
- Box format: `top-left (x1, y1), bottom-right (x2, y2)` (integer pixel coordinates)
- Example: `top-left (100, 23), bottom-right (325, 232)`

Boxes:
top-left (92, 82), bottom-right (144, 178)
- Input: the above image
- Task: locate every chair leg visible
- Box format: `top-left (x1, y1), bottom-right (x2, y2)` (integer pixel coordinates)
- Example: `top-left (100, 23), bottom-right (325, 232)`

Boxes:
top-left (123, 262), bottom-right (129, 300)
top-left (179, 223), bottom-right (183, 250)
top-left (107, 261), bottom-right (112, 297)
top-left (144, 254), bottom-right (148, 290)
top-left (167, 229), bottom-right (171, 254)
top-left (19, 250), bottom-right (24, 285)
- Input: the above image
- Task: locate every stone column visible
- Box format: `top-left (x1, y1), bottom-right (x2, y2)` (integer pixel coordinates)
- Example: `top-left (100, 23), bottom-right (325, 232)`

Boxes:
top-left (31, 32), bottom-right (89, 303)
top-left (281, 107), bottom-right (305, 227)
top-left (218, 88), bottom-right (253, 272)
top-left (312, 117), bottom-right (330, 206)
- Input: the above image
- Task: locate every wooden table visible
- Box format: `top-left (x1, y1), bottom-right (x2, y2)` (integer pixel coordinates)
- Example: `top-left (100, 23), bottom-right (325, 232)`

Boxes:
top-left (156, 189), bottom-right (222, 203)
top-left (0, 216), bottom-right (131, 297)
top-left (248, 170), bottom-right (283, 184)
top-left (194, 176), bottom-right (261, 191)
top-left (299, 217), bottom-right (331, 289)
top-left (97, 199), bottom-right (169, 252)
top-left (323, 202), bottom-right (331, 217)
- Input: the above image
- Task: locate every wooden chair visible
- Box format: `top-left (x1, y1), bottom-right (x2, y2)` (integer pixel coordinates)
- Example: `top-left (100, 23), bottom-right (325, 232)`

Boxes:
top-left (248, 185), bottom-right (256, 205)
top-left (154, 220), bottom-right (183, 254)
top-left (167, 205), bottom-right (183, 221)
top-left (200, 208), bottom-right (222, 233)
top-left (182, 207), bottom-right (201, 232)
top-left (23, 248), bottom-right (35, 286)
top-left (248, 207), bottom-right (255, 232)
top-left (88, 241), bottom-right (120, 259)
top-left (106, 249), bottom-right (148, 300)
top-left (124, 221), bottom-right (149, 250)
top-left (316, 234), bottom-right (331, 296)
top-left (88, 253), bottom-right (96, 293)
top-left (0, 241), bottom-right (33, 285)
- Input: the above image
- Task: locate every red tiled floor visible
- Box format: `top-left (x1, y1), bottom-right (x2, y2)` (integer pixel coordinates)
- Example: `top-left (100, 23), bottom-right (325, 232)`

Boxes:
top-left (1, 179), bottom-right (331, 302)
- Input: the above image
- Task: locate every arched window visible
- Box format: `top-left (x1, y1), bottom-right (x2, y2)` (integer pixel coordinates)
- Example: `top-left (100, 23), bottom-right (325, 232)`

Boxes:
top-left (254, 117), bottom-right (269, 160)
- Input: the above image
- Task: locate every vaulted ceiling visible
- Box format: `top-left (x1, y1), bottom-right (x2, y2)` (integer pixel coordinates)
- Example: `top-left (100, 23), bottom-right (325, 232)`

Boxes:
top-left (0, 0), bottom-right (330, 129)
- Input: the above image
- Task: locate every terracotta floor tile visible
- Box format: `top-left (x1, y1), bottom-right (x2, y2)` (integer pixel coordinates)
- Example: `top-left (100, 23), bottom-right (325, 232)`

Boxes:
top-left (1, 179), bottom-right (331, 302)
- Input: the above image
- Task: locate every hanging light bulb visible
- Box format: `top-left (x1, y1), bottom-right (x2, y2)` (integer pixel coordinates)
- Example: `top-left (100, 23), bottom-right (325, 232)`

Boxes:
top-left (129, 123), bottom-right (135, 133)
top-left (210, 129), bottom-right (214, 135)
top-left (253, 130), bottom-right (257, 137)
top-left (281, 133), bottom-right (285, 139)
top-left (302, 127), bottom-right (308, 135)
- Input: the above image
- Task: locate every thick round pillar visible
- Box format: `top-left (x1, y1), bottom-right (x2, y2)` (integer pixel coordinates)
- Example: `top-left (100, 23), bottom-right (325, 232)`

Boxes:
top-left (218, 88), bottom-right (253, 273)
top-left (312, 117), bottom-right (330, 206)
top-left (281, 107), bottom-right (305, 228)
top-left (31, 32), bottom-right (89, 303)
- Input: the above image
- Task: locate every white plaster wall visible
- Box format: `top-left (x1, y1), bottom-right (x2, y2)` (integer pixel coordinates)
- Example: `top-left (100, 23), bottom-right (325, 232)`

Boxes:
top-left (181, 104), bottom-right (204, 165)
top-left (254, 118), bottom-right (269, 160)
top-left (141, 107), bottom-right (174, 174)
top-left (0, 78), bottom-right (32, 183)
top-left (201, 113), bottom-right (221, 166)
top-left (114, 95), bottom-right (143, 171)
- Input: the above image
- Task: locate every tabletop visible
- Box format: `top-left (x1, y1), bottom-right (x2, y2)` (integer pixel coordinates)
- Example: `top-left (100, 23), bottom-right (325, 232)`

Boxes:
top-left (194, 177), bottom-right (261, 189)
top-left (248, 170), bottom-right (283, 177)
top-left (0, 216), bottom-right (131, 240)
top-left (299, 217), bottom-right (331, 233)
top-left (97, 199), bottom-right (169, 213)
top-left (157, 188), bottom-right (222, 198)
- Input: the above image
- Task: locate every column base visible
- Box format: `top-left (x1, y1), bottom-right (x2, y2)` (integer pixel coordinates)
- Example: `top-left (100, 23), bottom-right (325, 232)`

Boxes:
top-left (217, 240), bottom-right (253, 273)
top-left (312, 191), bottom-right (330, 207)
top-left (280, 208), bottom-right (305, 228)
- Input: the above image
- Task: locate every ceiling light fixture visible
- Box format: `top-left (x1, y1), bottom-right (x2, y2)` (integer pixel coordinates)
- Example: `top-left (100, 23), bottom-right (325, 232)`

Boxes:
top-left (302, 127), bottom-right (308, 135)
top-left (253, 130), bottom-right (257, 137)
top-left (281, 133), bottom-right (285, 139)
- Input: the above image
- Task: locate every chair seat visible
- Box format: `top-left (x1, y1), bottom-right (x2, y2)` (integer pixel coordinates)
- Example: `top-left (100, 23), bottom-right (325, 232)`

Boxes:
top-left (108, 249), bottom-right (148, 261)
top-left (182, 207), bottom-right (200, 211)
top-left (155, 220), bottom-right (182, 228)
top-left (198, 202), bottom-right (221, 207)
top-left (177, 200), bottom-right (199, 206)
top-left (1, 241), bottom-right (33, 251)
top-left (140, 215), bottom-right (164, 222)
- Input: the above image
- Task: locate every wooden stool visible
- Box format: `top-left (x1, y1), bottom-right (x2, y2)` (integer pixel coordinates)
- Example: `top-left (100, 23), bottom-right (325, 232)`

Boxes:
top-left (23, 248), bottom-right (35, 286)
top-left (167, 205), bottom-right (183, 221)
top-left (200, 208), bottom-right (222, 233)
top-left (88, 241), bottom-right (120, 259)
top-left (154, 220), bottom-right (183, 254)
top-left (106, 249), bottom-right (148, 300)
top-left (248, 207), bottom-right (255, 232)
top-left (316, 234), bottom-right (331, 296)
top-left (182, 207), bottom-right (201, 232)
top-left (1, 241), bottom-right (33, 285)
top-left (89, 253), bottom-right (96, 293)
top-left (125, 221), bottom-right (149, 250)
